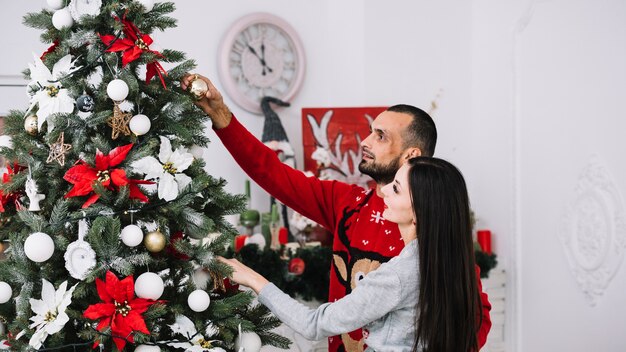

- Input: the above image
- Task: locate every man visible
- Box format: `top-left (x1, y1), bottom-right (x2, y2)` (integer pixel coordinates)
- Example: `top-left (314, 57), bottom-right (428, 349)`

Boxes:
top-left (182, 74), bottom-right (491, 351)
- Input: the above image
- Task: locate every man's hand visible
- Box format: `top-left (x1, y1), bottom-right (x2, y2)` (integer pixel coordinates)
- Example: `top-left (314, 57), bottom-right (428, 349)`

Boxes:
top-left (181, 73), bottom-right (232, 129)
top-left (217, 256), bottom-right (269, 294)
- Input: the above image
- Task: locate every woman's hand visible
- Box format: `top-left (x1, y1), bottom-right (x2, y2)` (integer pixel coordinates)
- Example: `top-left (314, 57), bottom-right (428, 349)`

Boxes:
top-left (218, 256), bottom-right (269, 294)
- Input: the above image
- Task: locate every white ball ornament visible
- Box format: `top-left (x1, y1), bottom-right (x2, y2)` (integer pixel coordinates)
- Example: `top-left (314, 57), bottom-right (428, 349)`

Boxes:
top-left (190, 145), bottom-right (204, 159)
top-left (137, 0), bottom-right (155, 12)
top-left (52, 8), bottom-right (74, 30)
top-left (235, 331), bottom-right (262, 352)
top-left (129, 114), bottom-right (151, 136)
top-left (121, 224), bottom-right (144, 247)
top-left (134, 345), bottom-right (160, 352)
top-left (47, 0), bottom-right (65, 10)
top-left (135, 272), bottom-right (164, 300)
top-left (187, 289), bottom-right (210, 312)
top-left (0, 282), bottom-right (12, 304)
top-left (24, 232), bottom-right (55, 262)
top-left (107, 79), bottom-right (129, 101)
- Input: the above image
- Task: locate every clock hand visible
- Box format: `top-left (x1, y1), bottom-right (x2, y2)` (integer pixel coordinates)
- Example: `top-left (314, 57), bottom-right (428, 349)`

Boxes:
top-left (247, 44), bottom-right (271, 76)
top-left (260, 43), bottom-right (274, 74)
top-left (247, 44), bottom-right (263, 62)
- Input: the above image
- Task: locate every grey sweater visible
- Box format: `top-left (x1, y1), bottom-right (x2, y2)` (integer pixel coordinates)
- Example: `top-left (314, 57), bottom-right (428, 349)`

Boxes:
top-left (258, 240), bottom-right (419, 351)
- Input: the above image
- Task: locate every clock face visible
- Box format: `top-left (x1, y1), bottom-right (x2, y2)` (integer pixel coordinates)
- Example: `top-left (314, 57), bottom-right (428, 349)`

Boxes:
top-left (219, 13), bottom-right (306, 114)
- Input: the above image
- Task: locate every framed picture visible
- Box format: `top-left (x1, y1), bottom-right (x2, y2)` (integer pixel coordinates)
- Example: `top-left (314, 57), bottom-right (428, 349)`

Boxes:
top-left (301, 107), bottom-right (387, 189)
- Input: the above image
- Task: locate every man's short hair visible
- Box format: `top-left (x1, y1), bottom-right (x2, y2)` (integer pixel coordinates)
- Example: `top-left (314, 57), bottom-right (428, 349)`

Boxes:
top-left (387, 104), bottom-right (437, 157)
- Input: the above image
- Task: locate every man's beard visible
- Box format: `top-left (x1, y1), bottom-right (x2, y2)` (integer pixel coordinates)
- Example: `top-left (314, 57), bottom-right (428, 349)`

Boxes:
top-left (358, 155), bottom-right (402, 185)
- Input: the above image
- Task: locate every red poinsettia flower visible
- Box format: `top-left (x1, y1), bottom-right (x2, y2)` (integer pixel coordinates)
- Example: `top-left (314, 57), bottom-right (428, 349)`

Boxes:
top-left (0, 163), bottom-right (24, 212)
top-left (63, 144), bottom-right (151, 208)
top-left (99, 16), bottom-right (167, 87)
top-left (83, 271), bottom-right (161, 351)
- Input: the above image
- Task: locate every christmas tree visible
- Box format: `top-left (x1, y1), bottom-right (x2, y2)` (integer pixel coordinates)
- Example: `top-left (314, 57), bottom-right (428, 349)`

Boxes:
top-left (0, 0), bottom-right (289, 351)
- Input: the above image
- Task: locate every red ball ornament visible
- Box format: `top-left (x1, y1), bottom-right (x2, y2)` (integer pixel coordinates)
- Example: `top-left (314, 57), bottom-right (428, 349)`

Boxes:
top-left (288, 258), bottom-right (306, 276)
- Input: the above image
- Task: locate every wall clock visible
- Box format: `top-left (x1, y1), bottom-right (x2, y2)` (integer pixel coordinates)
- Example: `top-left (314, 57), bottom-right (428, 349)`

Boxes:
top-left (218, 13), bottom-right (306, 114)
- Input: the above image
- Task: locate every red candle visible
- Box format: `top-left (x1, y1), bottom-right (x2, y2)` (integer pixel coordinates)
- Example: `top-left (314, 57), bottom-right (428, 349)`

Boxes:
top-left (234, 234), bottom-right (248, 252)
top-left (477, 230), bottom-right (492, 255)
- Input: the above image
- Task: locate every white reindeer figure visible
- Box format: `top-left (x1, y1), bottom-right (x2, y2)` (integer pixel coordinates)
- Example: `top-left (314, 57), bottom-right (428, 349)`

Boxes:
top-left (306, 110), bottom-right (373, 188)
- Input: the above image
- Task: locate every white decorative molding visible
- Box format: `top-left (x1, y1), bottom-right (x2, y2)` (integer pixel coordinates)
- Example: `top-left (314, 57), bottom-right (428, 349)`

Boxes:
top-left (560, 155), bottom-right (626, 306)
top-left (511, 1), bottom-right (545, 351)
top-left (0, 75), bottom-right (26, 87)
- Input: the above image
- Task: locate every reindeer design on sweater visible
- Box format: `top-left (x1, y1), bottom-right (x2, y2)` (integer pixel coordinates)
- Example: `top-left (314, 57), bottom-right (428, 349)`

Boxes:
top-left (332, 190), bottom-right (394, 352)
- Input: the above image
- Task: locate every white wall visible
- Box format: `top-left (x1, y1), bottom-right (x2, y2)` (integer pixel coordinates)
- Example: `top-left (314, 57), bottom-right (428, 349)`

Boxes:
top-left (1, 1), bottom-right (625, 351)
top-left (472, 0), bottom-right (626, 351)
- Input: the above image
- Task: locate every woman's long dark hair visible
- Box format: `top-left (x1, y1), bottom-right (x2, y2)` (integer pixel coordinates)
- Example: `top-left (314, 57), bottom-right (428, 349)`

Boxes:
top-left (408, 157), bottom-right (482, 352)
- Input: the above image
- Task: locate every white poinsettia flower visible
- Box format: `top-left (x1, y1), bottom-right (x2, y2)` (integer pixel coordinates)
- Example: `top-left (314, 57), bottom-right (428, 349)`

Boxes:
top-left (0, 340), bottom-right (9, 350)
top-left (132, 136), bottom-right (194, 201)
top-left (27, 279), bottom-right (77, 349)
top-left (167, 315), bottom-right (223, 352)
top-left (27, 54), bottom-right (79, 132)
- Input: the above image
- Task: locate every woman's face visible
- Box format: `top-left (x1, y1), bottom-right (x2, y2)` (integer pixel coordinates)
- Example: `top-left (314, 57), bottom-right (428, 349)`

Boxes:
top-left (381, 163), bottom-right (415, 227)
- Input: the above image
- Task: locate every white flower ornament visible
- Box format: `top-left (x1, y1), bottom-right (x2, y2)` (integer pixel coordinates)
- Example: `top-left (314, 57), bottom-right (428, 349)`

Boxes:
top-left (27, 54), bottom-right (79, 132)
top-left (132, 136), bottom-right (194, 201)
top-left (17, 279), bottom-right (77, 349)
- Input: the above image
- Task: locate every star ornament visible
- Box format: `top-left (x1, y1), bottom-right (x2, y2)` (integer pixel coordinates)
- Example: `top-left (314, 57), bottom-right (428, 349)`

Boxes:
top-left (83, 271), bottom-right (163, 351)
top-left (47, 132), bottom-right (72, 166)
top-left (63, 143), bottom-right (152, 208)
top-left (107, 103), bottom-right (132, 140)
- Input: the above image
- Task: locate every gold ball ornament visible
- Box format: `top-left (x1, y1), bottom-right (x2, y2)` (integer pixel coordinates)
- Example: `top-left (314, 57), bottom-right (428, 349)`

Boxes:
top-left (144, 230), bottom-right (167, 253)
top-left (188, 75), bottom-right (209, 101)
top-left (24, 115), bottom-right (38, 135)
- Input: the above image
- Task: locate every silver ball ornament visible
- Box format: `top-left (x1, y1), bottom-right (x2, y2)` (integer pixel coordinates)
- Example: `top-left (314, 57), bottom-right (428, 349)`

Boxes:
top-left (188, 77), bottom-right (208, 101)
top-left (129, 114), bottom-right (151, 136)
top-left (76, 94), bottom-right (95, 112)
top-left (135, 272), bottom-right (164, 300)
top-left (106, 79), bottom-right (129, 101)
top-left (52, 8), bottom-right (74, 30)
top-left (24, 232), bottom-right (55, 262)
top-left (187, 289), bottom-right (210, 312)
top-left (24, 115), bottom-right (38, 135)
top-left (121, 224), bottom-right (144, 247)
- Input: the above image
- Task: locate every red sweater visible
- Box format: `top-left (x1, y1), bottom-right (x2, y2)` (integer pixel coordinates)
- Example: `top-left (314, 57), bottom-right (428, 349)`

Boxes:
top-left (215, 116), bottom-right (492, 351)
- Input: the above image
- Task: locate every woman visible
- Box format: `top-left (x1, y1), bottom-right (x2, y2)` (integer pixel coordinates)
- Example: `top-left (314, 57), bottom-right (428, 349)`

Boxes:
top-left (220, 157), bottom-right (483, 351)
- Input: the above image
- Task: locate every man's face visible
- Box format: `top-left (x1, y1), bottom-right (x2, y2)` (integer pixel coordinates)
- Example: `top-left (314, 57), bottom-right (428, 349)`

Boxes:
top-left (358, 111), bottom-right (413, 185)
